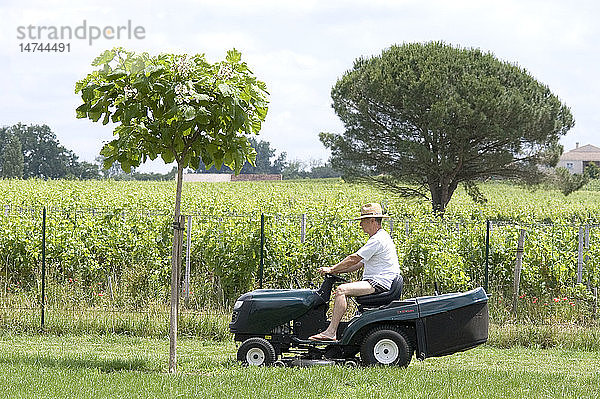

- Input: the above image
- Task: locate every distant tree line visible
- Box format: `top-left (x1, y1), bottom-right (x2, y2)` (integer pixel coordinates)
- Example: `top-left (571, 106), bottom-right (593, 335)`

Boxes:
top-left (0, 123), bottom-right (99, 179)
top-left (0, 123), bottom-right (339, 180)
top-left (194, 137), bottom-right (340, 179)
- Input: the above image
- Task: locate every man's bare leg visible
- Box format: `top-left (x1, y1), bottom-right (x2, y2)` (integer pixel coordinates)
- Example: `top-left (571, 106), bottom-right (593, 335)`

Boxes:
top-left (310, 281), bottom-right (374, 340)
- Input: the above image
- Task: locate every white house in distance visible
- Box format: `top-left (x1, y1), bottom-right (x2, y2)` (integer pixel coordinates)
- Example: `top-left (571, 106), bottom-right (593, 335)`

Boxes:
top-left (557, 143), bottom-right (600, 174)
top-left (181, 170), bottom-right (282, 182)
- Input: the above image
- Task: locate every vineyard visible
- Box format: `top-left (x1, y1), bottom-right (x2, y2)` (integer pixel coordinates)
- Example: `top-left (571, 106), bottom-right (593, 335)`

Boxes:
top-left (1, 178), bottom-right (600, 332)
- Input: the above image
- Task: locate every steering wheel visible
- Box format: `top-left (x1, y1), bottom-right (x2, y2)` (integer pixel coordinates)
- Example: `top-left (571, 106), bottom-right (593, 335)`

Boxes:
top-left (292, 275), bottom-right (316, 289)
top-left (325, 273), bottom-right (348, 283)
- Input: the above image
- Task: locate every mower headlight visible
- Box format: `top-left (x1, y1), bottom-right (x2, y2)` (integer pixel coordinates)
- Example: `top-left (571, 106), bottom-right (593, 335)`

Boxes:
top-left (233, 300), bottom-right (244, 310)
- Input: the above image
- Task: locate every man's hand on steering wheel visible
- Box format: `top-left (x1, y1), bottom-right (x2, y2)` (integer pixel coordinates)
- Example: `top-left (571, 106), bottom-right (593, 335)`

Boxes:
top-left (317, 266), bottom-right (333, 276)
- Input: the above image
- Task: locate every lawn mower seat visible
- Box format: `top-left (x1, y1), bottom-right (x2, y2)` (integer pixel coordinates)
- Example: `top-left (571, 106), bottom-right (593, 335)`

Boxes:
top-left (356, 275), bottom-right (403, 311)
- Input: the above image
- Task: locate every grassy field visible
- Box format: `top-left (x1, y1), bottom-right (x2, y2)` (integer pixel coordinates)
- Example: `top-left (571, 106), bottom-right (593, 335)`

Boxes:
top-left (1, 334), bottom-right (599, 398)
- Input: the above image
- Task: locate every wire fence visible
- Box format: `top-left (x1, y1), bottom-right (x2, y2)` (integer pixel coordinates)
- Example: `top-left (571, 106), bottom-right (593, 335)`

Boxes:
top-left (1, 204), bottom-right (599, 333)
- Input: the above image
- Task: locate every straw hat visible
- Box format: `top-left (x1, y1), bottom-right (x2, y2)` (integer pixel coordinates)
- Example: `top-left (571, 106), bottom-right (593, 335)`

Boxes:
top-left (353, 203), bottom-right (390, 220)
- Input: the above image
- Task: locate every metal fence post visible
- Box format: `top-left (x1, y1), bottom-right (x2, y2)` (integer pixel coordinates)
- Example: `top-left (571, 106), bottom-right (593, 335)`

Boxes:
top-left (484, 219), bottom-right (490, 293)
top-left (577, 226), bottom-right (584, 284)
top-left (41, 207), bottom-right (46, 330)
top-left (512, 229), bottom-right (526, 314)
top-left (594, 287), bottom-right (598, 316)
top-left (584, 224), bottom-right (590, 282)
top-left (259, 213), bottom-right (265, 289)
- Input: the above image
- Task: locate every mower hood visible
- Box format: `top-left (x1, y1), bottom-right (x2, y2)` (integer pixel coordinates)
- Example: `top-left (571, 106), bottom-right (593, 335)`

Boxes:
top-left (230, 288), bottom-right (325, 334)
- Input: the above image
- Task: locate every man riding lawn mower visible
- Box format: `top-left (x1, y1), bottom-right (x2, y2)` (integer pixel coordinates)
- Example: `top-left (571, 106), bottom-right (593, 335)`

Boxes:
top-left (309, 203), bottom-right (400, 342)
top-left (229, 203), bottom-right (489, 367)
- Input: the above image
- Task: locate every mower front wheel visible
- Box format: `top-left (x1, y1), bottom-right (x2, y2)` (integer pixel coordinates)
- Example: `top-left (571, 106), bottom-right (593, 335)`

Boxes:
top-left (360, 326), bottom-right (413, 367)
top-left (237, 337), bottom-right (277, 366)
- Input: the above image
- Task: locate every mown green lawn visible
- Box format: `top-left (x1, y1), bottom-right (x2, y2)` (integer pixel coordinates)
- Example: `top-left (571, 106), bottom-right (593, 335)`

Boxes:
top-left (1, 334), bottom-right (599, 398)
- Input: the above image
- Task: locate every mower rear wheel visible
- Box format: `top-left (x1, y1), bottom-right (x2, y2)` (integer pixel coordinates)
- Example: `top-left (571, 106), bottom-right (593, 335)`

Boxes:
top-left (360, 326), bottom-right (413, 367)
top-left (238, 337), bottom-right (277, 366)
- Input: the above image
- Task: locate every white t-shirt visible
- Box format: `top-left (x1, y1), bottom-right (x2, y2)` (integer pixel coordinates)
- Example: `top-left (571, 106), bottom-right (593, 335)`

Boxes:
top-left (356, 228), bottom-right (400, 290)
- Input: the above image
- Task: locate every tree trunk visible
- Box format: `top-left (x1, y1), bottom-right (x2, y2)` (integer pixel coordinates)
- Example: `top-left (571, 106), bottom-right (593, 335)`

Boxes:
top-left (429, 178), bottom-right (458, 217)
top-left (169, 164), bottom-right (184, 373)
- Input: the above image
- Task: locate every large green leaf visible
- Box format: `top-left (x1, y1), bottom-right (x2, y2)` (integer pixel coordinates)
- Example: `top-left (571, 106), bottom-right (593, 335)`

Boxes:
top-left (97, 83), bottom-right (115, 93)
top-left (106, 70), bottom-right (127, 81)
top-left (89, 100), bottom-right (104, 113)
top-left (145, 65), bottom-right (165, 78)
top-left (119, 158), bottom-right (131, 173)
top-left (226, 48), bottom-right (242, 63)
top-left (81, 85), bottom-right (98, 102)
top-left (88, 111), bottom-right (102, 122)
top-left (75, 104), bottom-right (89, 119)
top-left (91, 49), bottom-right (115, 66)
top-left (161, 150), bottom-right (175, 164)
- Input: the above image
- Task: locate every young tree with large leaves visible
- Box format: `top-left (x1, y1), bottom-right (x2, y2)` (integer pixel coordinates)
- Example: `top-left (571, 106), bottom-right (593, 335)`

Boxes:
top-left (321, 42), bottom-right (574, 215)
top-left (75, 47), bottom-right (268, 372)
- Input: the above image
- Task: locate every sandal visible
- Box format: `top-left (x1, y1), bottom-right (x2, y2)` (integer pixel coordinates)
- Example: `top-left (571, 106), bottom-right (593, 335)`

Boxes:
top-left (308, 333), bottom-right (336, 341)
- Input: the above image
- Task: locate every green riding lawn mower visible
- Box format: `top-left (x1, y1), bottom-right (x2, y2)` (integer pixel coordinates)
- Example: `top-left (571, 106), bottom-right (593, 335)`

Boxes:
top-left (229, 274), bottom-right (489, 367)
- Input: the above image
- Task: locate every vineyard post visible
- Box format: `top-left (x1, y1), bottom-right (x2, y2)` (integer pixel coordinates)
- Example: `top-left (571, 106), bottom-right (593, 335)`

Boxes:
top-left (484, 220), bottom-right (490, 293)
top-left (259, 213), bottom-right (265, 289)
top-left (41, 207), bottom-right (46, 330)
top-left (512, 229), bottom-right (526, 314)
top-left (169, 214), bottom-right (185, 373)
top-left (184, 215), bottom-right (192, 307)
top-left (300, 214), bottom-right (306, 243)
top-left (389, 218), bottom-right (394, 238)
top-left (577, 226), bottom-right (584, 284)
top-left (177, 215), bottom-right (184, 294)
top-left (584, 225), bottom-right (590, 282)
top-left (108, 276), bottom-right (114, 301)
top-left (594, 287), bottom-right (598, 316)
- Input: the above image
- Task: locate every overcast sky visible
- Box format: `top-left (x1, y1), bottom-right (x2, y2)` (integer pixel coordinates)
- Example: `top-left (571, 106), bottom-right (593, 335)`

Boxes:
top-left (1, 0), bottom-right (598, 172)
